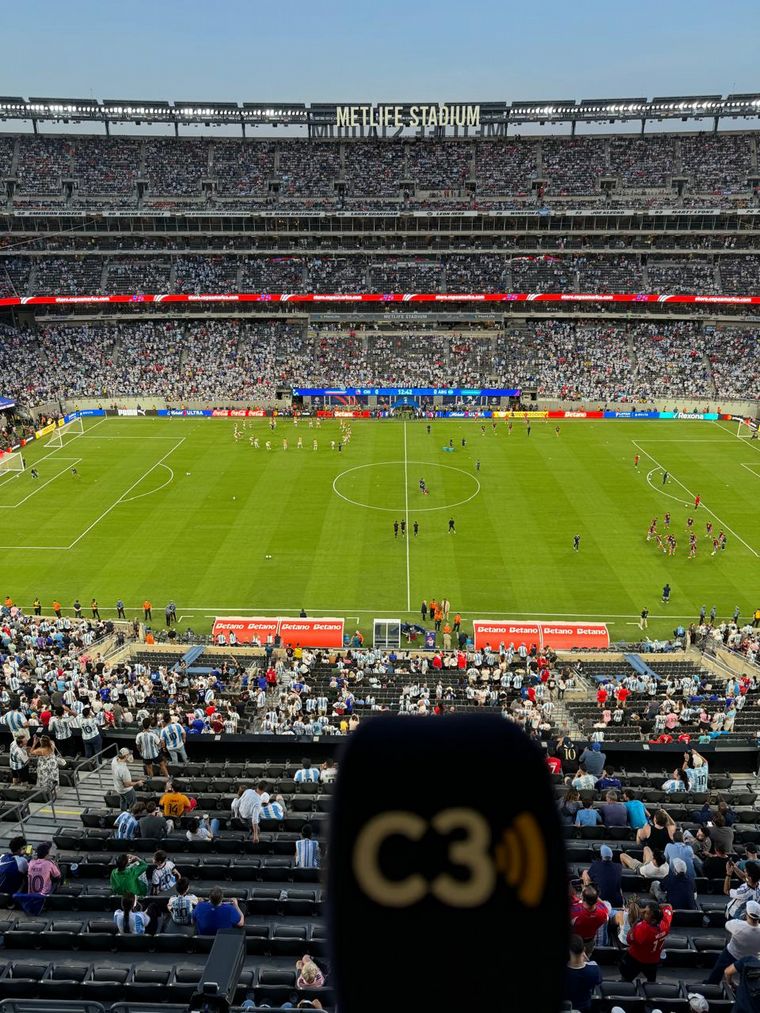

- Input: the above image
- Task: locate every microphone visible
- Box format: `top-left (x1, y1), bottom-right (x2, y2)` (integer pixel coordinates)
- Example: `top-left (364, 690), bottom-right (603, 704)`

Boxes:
top-left (328, 714), bottom-right (568, 1012)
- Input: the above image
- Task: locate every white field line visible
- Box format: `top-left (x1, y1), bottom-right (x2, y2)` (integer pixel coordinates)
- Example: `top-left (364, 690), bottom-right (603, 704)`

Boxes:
top-left (644, 468), bottom-right (692, 508)
top-left (119, 463), bottom-right (175, 503)
top-left (740, 463), bottom-right (760, 479)
top-left (403, 422), bottom-right (411, 612)
top-left (711, 419), bottom-right (760, 453)
top-left (633, 440), bottom-right (759, 558)
top-left (66, 438), bottom-right (185, 549)
top-left (0, 458), bottom-right (81, 509)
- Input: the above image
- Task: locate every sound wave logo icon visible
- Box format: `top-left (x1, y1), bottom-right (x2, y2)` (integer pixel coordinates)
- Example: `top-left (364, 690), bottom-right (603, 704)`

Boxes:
top-left (494, 811), bottom-right (547, 907)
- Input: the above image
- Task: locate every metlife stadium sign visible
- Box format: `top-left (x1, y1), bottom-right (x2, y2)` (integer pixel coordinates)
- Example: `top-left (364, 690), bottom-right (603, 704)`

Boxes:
top-left (335, 104), bottom-right (480, 128)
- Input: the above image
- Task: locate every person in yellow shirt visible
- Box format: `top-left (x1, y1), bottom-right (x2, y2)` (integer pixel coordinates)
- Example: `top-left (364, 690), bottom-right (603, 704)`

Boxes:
top-left (159, 782), bottom-right (193, 820)
top-left (754, 607), bottom-right (760, 628)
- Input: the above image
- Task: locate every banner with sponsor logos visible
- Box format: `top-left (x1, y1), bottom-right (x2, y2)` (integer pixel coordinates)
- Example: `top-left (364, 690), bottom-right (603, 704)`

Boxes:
top-left (156, 409), bottom-right (212, 417)
top-left (210, 409), bottom-right (267, 418)
top-left (4, 291), bottom-right (760, 308)
top-left (473, 619), bottom-right (609, 651)
top-left (212, 615), bottom-right (345, 648)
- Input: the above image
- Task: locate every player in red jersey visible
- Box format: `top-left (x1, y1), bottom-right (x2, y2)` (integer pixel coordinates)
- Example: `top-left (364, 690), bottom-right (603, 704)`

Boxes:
top-left (686, 516), bottom-right (694, 531)
top-left (694, 494), bottom-right (701, 509)
top-left (663, 512), bottom-right (671, 528)
top-left (667, 534), bottom-right (677, 556)
top-left (711, 537), bottom-right (720, 556)
top-left (634, 453), bottom-right (640, 469)
top-left (646, 518), bottom-right (657, 541)
top-left (689, 533), bottom-right (697, 558)
top-left (705, 521), bottom-right (713, 538)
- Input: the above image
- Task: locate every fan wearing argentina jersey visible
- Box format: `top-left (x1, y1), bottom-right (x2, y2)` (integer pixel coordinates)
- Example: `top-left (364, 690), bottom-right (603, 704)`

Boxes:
top-left (1, 704), bottom-right (29, 738)
top-left (160, 713), bottom-right (188, 765)
top-left (136, 718), bottom-right (168, 778)
top-left (295, 824), bottom-right (321, 868)
top-left (78, 706), bottom-right (103, 758)
top-left (294, 757), bottom-right (321, 783)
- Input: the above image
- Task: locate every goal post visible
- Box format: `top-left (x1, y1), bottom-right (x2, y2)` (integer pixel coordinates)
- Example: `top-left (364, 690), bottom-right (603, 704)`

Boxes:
top-left (737, 417), bottom-right (758, 439)
top-left (46, 416), bottom-right (84, 448)
top-left (0, 451), bottom-right (24, 477)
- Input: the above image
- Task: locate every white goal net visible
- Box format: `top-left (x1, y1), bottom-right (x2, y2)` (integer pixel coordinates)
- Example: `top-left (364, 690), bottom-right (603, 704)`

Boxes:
top-left (737, 417), bottom-right (759, 439)
top-left (0, 451), bottom-right (24, 477)
top-left (46, 416), bottom-right (84, 447)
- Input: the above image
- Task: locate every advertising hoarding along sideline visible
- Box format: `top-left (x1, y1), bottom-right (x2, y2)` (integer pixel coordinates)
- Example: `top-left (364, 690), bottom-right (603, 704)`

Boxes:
top-left (473, 620), bottom-right (610, 651)
top-left (2, 291), bottom-right (760, 307)
top-left (212, 616), bottom-right (345, 648)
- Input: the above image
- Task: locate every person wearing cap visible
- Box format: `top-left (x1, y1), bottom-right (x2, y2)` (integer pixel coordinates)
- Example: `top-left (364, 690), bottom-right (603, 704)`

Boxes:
top-left (579, 741), bottom-right (606, 778)
top-left (620, 901), bottom-right (673, 981)
top-left (564, 933), bottom-right (602, 1013)
top-left (583, 846), bottom-right (623, 907)
top-left (725, 953), bottom-right (760, 1012)
top-left (111, 748), bottom-right (144, 811)
top-left (651, 858), bottom-right (697, 910)
top-left (570, 885), bottom-right (611, 956)
top-left (704, 900), bottom-right (760, 985)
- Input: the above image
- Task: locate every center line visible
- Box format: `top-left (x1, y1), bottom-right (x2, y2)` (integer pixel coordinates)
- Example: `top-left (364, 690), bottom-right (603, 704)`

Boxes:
top-left (403, 421), bottom-right (411, 611)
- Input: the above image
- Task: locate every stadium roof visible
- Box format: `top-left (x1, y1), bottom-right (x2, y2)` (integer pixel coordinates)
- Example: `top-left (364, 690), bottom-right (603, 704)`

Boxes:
top-left (0, 93), bottom-right (757, 131)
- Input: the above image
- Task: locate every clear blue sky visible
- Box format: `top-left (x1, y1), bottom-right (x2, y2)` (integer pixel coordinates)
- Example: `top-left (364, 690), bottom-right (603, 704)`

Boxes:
top-left (1, 0), bottom-right (757, 102)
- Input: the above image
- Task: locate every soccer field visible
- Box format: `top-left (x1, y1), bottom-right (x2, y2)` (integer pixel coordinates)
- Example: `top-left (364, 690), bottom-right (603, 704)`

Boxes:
top-left (2, 415), bottom-right (758, 640)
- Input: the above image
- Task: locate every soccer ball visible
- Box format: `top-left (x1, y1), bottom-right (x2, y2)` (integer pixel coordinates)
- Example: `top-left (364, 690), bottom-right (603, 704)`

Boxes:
top-left (186, 471), bottom-right (191, 476)
top-left (266, 554), bottom-right (272, 559)
top-left (233, 496), bottom-right (236, 500)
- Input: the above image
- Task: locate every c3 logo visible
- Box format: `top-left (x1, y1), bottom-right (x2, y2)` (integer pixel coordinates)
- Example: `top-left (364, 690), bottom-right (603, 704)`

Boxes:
top-left (352, 807), bottom-right (546, 909)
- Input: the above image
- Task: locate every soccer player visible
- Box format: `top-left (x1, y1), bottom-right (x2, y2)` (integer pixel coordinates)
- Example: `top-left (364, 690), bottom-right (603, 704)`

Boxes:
top-left (71, 467), bottom-right (79, 478)
top-left (30, 468), bottom-right (39, 480)
top-left (448, 518), bottom-right (456, 534)
top-left (461, 438), bottom-right (467, 448)
top-left (507, 420), bottom-right (513, 434)
top-left (475, 459), bottom-right (480, 471)
top-left (640, 607), bottom-right (649, 630)
top-left (449, 438), bottom-right (453, 448)
top-left (555, 426), bottom-right (561, 437)
top-left (282, 439), bottom-right (288, 450)
top-left (663, 512), bottom-right (671, 528)
top-left (426, 424), bottom-right (431, 435)
top-left (480, 425), bottom-right (486, 436)
top-left (705, 521), bottom-right (713, 539)
top-left (527, 424), bottom-right (531, 436)
top-left (662, 470), bottom-right (669, 484)
top-left (646, 518), bottom-right (657, 542)
top-left (312, 439), bottom-right (318, 451)
top-left (393, 521), bottom-right (399, 539)
top-left (689, 534), bottom-right (698, 558)
top-left (686, 516), bottom-right (694, 531)
top-left (330, 441), bottom-right (335, 450)
top-left (413, 521), bottom-right (419, 537)
top-left (265, 441), bottom-right (271, 451)
top-left (297, 437), bottom-right (303, 449)
top-left (655, 533), bottom-right (666, 553)
top-left (662, 583), bottom-right (671, 604)
top-left (400, 519), bottom-right (406, 537)
top-left (711, 537), bottom-right (720, 556)
top-left (249, 435), bottom-right (256, 446)
top-left (667, 534), bottom-right (677, 557)
top-left (573, 534), bottom-right (580, 551)
top-left (338, 442), bottom-right (343, 452)
top-left (694, 493), bottom-right (701, 509)
top-left (419, 478), bottom-right (427, 494)
top-left (634, 453), bottom-right (640, 469)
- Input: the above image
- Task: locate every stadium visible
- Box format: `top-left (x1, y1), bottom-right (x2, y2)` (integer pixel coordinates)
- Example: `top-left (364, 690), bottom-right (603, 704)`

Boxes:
top-left (0, 49), bottom-right (760, 1013)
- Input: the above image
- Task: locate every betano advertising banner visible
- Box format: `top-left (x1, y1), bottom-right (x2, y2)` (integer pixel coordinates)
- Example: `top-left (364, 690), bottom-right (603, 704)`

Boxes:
top-left (473, 619), bottom-right (609, 651)
top-left (212, 616), bottom-right (345, 648)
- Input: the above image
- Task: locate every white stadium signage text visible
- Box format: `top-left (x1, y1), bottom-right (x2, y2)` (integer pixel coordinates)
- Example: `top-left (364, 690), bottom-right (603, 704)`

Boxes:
top-left (335, 104), bottom-right (480, 128)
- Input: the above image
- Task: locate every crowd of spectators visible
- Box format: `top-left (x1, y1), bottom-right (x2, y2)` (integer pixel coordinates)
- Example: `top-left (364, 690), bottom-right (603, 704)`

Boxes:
top-left (32, 256), bottom-right (104, 295)
top-left (629, 321), bottom-right (714, 399)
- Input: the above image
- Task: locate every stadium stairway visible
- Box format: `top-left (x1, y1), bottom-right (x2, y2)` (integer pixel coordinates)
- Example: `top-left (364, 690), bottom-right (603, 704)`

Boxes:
top-left (623, 653), bottom-right (660, 680)
top-left (180, 645), bottom-right (205, 667)
top-left (0, 760), bottom-right (113, 851)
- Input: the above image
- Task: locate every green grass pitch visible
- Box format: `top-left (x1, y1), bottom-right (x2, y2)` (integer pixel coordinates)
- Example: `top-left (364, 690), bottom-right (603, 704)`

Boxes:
top-left (2, 415), bottom-right (758, 640)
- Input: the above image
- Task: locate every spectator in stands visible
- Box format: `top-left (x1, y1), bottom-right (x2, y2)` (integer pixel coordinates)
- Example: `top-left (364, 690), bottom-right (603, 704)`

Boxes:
top-left (564, 933), bottom-right (603, 1013)
top-left (579, 741), bottom-right (606, 778)
top-left (620, 901), bottom-right (673, 982)
top-left (139, 798), bottom-right (173, 838)
top-left (709, 814), bottom-right (736, 855)
top-left (110, 852), bottom-right (150, 897)
top-left (159, 780), bottom-right (193, 820)
top-left (113, 802), bottom-right (145, 840)
top-left (737, 844), bottom-right (760, 874)
top-left (296, 954), bottom-right (325, 989)
top-left (571, 766), bottom-right (596, 792)
top-left (583, 845), bottom-right (623, 907)
top-left (111, 747), bottom-right (144, 810)
top-left (151, 850), bottom-right (180, 894)
top-left (651, 857), bottom-right (697, 909)
top-left (724, 953), bottom-right (760, 1012)
top-left (665, 829), bottom-right (699, 878)
top-left (136, 718), bottom-right (168, 778)
top-left (570, 885), bottom-right (610, 956)
top-left (704, 844), bottom-right (733, 880)
top-left (684, 748), bottom-right (709, 791)
top-left (599, 790), bottom-right (627, 827)
top-left (619, 847), bottom-right (669, 880)
top-left (294, 757), bottom-right (321, 783)
top-left (320, 759), bottom-right (337, 783)
top-left (27, 841), bottom-right (60, 896)
top-left (193, 886), bottom-right (244, 934)
top-left (161, 712), bottom-right (188, 765)
top-left (9, 734), bottom-right (30, 785)
top-left (186, 815), bottom-right (221, 841)
top-left (0, 837), bottom-right (29, 894)
top-left (637, 808), bottom-right (676, 848)
top-left (260, 792), bottom-right (286, 820)
top-left (623, 790), bottom-right (649, 831)
top-left (705, 900), bottom-right (760, 985)
top-left (295, 824), bottom-right (321, 869)
top-left (231, 783), bottom-right (261, 824)
top-left (725, 861), bottom-right (760, 918)
top-left (558, 788), bottom-right (582, 826)
top-left (28, 734), bottom-right (61, 796)
top-left (114, 893), bottom-right (151, 934)
top-left (164, 876), bottom-right (199, 935)
top-left (595, 767), bottom-right (622, 791)
top-left (575, 799), bottom-right (602, 828)
top-left (79, 706), bottom-right (103, 758)
top-left (663, 767), bottom-right (689, 793)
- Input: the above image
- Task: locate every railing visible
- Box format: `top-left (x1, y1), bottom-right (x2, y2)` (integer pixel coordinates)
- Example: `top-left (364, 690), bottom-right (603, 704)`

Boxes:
top-left (0, 787), bottom-right (60, 836)
top-left (71, 743), bottom-right (119, 806)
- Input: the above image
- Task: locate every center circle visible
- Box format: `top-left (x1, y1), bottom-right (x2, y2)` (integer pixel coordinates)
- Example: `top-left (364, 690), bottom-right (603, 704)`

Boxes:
top-left (332, 460), bottom-right (481, 513)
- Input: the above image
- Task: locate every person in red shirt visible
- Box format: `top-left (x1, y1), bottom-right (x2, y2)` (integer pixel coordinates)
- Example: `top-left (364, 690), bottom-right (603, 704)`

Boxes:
top-left (615, 685), bottom-right (630, 708)
top-left (596, 686), bottom-right (608, 709)
top-left (620, 901), bottom-right (673, 981)
top-left (546, 753), bottom-right (563, 776)
top-left (694, 493), bottom-right (701, 509)
top-left (570, 886), bottom-right (610, 956)
top-left (265, 667), bottom-right (277, 688)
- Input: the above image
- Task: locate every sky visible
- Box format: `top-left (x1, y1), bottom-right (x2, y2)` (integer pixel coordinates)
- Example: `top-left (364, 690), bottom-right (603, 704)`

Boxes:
top-left (1, 0), bottom-right (758, 103)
